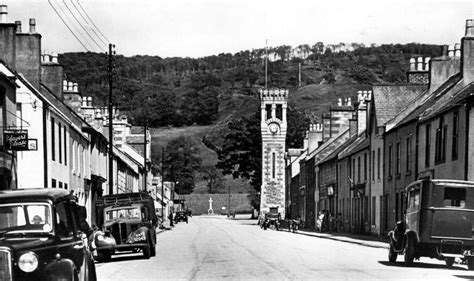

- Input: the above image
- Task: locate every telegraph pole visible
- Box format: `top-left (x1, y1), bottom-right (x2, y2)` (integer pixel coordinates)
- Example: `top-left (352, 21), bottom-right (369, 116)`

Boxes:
top-left (143, 117), bottom-right (147, 191)
top-left (161, 146), bottom-right (164, 221)
top-left (108, 43), bottom-right (115, 196)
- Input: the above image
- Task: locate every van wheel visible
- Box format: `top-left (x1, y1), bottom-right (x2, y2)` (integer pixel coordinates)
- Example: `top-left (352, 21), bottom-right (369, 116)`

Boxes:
top-left (150, 239), bottom-right (156, 257)
top-left (445, 257), bottom-right (455, 267)
top-left (468, 258), bottom-right (474, 270)
top-left (143, 244), bottom-right (151, 259)
top-left (404, 238), bottom-right (415, 265)
top-left (388, 245), bottom-right (397, 262)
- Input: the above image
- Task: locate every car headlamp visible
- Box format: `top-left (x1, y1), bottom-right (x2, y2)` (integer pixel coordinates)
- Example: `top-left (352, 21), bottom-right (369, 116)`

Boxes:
top-left (97, 234), bottom-right (105, 241)
top-left (18, 252), bottom-right (38, 273)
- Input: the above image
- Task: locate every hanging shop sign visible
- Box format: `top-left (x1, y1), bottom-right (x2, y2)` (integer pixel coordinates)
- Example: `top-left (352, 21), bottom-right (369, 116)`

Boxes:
top-left (4, 129), bottom-right (28, 150)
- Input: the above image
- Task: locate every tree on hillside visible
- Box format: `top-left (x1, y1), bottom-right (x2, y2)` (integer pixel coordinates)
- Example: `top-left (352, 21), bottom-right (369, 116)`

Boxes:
top-left (286, 107), bottom-right (311, 148)
top-left (201, 165), bottom-right (223, 193)
top-left (216, 109), bottom-right (262, 195)
top-left (164, 136), bottom-right (202, 194)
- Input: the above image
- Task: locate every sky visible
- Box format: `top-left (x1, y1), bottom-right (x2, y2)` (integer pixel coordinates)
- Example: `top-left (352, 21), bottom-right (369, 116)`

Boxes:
top-left (3, 0), bottom-right (474, 58)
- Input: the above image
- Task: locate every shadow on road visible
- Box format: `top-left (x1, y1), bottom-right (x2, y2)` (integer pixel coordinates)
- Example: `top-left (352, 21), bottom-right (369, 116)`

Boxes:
top-left (453, 274), bottom-right (474, 279)
top-left (378, 261), bottom-right (467, 271)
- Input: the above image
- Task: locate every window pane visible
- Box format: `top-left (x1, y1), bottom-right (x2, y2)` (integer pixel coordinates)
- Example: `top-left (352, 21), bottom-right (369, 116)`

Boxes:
top-left (443, 187), bottom-right (466, 207)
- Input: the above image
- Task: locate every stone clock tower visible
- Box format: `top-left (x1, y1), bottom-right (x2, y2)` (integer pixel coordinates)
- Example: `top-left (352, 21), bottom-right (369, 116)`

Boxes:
top-left (260, 88), bottom-right (288, 218)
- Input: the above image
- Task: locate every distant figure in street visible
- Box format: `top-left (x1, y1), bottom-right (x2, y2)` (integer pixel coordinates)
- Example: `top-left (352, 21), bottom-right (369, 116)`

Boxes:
top-left (169, 211), bottom-right (174, 227)
top-left (336, 213), bottom-right (342, 233)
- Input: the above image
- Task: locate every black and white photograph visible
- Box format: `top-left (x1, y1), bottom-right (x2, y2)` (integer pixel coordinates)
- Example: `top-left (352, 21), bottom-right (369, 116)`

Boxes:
top-left (0, 0), bottom-right (473, 280)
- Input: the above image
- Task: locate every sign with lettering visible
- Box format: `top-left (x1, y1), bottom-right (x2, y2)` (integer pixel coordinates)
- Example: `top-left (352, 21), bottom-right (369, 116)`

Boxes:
top-left (4, 130), bottom-right (28, 150)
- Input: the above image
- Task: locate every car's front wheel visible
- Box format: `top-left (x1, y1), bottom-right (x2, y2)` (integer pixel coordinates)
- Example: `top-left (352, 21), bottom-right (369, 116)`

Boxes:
top-left (404, 238), bottom-right (415, 265)
top-left (388, 245), bottom-right (397, 263)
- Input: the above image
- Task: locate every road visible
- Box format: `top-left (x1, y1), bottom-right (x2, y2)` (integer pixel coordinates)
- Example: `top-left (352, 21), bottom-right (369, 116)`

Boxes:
top-left (96, 215), bottom-right (474, 280)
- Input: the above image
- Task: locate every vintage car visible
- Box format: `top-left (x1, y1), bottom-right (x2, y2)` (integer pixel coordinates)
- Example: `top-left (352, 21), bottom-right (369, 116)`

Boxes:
top-left (0, 188), bottom-right (97, 281)
top-left (388, 179), bottom-right (474, 269)
top-left (93, 191), bottom-right (158, 261)
top-left (174, 211), bottom-right (188, 223)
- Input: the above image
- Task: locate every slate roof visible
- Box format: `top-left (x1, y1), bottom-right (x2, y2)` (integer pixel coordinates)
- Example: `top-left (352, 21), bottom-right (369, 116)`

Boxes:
top-left (319, 134), bottom-right (357, 165)
top-left (420, 82), bottom-right (474, 122)
top-left (386, 74), bottom-right (462, 132)
top-left (309, 129), bottom-right (351, 165)
top-left (338, 134), bottom-right (369, 160)
top-left (372, 84), bottom-right (427, 127)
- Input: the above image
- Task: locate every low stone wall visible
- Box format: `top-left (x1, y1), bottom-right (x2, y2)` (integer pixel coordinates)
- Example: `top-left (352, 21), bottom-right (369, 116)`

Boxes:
top-left (183, 193), bottom-right (252, 215)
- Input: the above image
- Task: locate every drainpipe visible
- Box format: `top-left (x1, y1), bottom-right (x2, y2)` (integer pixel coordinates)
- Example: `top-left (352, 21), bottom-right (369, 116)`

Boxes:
top-left (465, 102), bottom-right (472, 181)
top-left (43, 106), bottom-right (48, 187)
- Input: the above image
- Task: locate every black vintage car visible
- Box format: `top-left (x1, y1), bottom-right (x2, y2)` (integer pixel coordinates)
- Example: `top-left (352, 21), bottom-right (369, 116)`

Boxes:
top-left (0, 188), bottom-right (97, 281)
top-left (388, 179), bottom-right (474, 268)
top-left (93, 191), bottom-right (158, 261)
top-left (174, 211), bottom-right (188, 223)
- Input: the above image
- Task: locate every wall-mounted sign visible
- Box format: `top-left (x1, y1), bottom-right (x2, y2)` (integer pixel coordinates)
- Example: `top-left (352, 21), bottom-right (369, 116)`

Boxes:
top-left (4, 130), bottom-right (28, 151)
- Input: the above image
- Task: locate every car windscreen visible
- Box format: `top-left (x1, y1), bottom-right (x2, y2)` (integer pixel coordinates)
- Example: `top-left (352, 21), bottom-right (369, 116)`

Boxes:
top-left (105, 207), bottom-right (141, 221)
top-left (0, 203), bottom-right (52, 233)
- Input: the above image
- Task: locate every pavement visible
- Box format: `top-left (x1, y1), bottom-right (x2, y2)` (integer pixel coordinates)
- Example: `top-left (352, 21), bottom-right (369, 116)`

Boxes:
top-left (295, 228), bottom-right (389, 249)
top-left (229, 214), bottom-right (390, 249)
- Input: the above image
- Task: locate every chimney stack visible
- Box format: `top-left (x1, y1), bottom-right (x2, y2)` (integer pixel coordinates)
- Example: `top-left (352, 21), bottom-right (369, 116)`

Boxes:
top-left (462, 19), bottom-right (474, 84)
top-left (29, 18), bottom-right (36, 33)
top-left (0, 5), bottom-right (7, 23)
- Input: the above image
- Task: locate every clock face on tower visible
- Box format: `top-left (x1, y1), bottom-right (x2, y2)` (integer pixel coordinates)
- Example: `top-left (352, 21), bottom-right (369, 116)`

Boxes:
top-left (268, 122), bottom-right (280, 134)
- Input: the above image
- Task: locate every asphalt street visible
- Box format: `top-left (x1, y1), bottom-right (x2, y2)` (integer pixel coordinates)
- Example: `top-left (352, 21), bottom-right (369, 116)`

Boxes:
top-left (96, 215), bottom-right (474, 280)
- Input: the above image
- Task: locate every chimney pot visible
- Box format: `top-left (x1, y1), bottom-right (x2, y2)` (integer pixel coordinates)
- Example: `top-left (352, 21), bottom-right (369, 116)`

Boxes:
top-left (454, 43), bottom-right (461, 57)
top-left (409, 58), bottom-right (416, 71)
top-left (448, 45), bottom-right (455, 57)
top-left (417, 57), bottom-right (423, 71)
top-left (0, 5), bottom-right (7, 23)
top-left (424, 57), bottom-right (431, 71)
top-left (29, 18), bottom-right (36, 33)
top-left (15, 20), bottom-right (21, 33)
top-left (51, 53), bottom-right (58, 63)
top-left (466, 19), bottom-right (474, 37)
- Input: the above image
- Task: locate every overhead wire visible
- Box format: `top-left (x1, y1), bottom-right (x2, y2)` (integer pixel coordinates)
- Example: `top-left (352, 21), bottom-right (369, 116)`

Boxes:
top-left (53, 0), bottom-right (96, 51)
top-left (62, 0), bottom-right (106, 52)
top-left (70, 0), bottom-right (108, 47)
top-left (77, 0), bottom-right (110, 44)
top-left (48, 0), bottom-right (90, 51)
